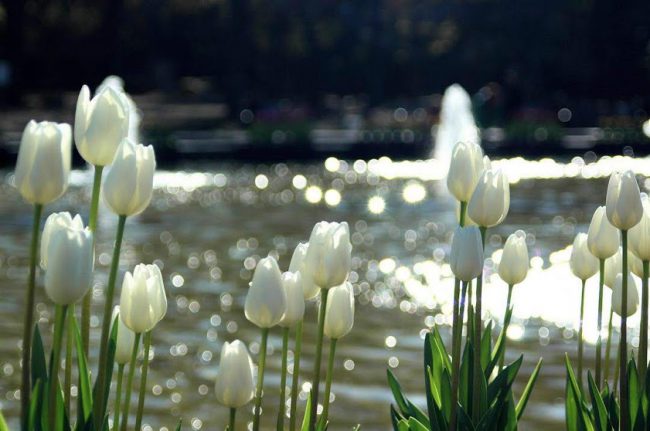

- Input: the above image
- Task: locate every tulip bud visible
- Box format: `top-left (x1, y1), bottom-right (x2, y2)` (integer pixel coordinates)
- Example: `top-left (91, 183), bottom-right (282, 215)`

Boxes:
top-left (446, 142), bottom-right (486, 202)
top-left (14, 120), bottom-right (72, 205)
top-left (304, 222), bottom-right (352, 289)
top-left (41, 213), bottom-right (94, 305)
top-left (96, 76), bottom-right (141, 142)
top-left (467, 169), bottom-right (510, 227)
top-left (279, 272), bottom-right (305, 327)
top-left (74, 85), bottom-right (130, 166)
top-left (120, 264), bottom-right (167, 333)
top-left (498, 230), bottom-right (529, 285)
top-left (111, 306), bottom-right (136, 365)
top-left (102, 139), bottom-right (156, 217)
top-left (603, 248), bottom-right (622, 289)
top-left (289, 243), bottom-right (320, 300)
top-left (324, 282), bottom-right (355, 339)
top-left (450, 226), bottom-right (484, 282)
top-left (587, 206), bottom-right (619, 259)
top-left (629, 250), bottom-right (644, 279)
top-left (612, 273), bottom-right (639, 317)
top-left (630, 195), bottom-right (650, 261)
top-left (569, 233), bottom-right (599, 281)
top-left (606, 170), bottom-right (643, 230)
top-left (245, 257), bottom-right (286, 328)
top-left (214, 340), bottom-right (255, 408)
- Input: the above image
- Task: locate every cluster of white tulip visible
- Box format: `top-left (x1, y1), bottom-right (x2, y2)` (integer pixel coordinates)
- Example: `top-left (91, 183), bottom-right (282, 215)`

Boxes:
top-left (214, 221), bottom-right (354, 430)
top-left (13, 77), bottom-right (164, 430)
top-left (568, 169), bottom-right (646, 430)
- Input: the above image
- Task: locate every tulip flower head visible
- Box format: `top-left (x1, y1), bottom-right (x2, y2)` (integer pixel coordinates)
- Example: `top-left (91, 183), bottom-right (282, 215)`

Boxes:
top-left (603, 248), bottom-right (622, 289)
top-left (467, 168), bottom-right (510, 227)
top-left (446, 142), bottom-right (486, 202)
top-left (630, 195), bottom-right (650, 261)
top-left (14, 120), bottom-right (72, 205)
top-left (279, 271), bottom-right (306, 327)
top-left (324, 282), bottom-right (355, 339)
top-left (41, 212), bottom-right (94, 305)
top-left (629, 250), bottom-right (644, 279)
top-left (111, 306), bottom-right (136, 365)
top-left (245, 256), bottom-right (287, 328)
top-left (120, 263), bottom-right (167, 333)
top-left (103, 139), bottom-right (156, 217)
top-left (214, 340), bottom-right (255, 408)
top-left (606, 170), bottom-right (643, 230)
top-left (569, 233), bottom-right (599, 281)
top-left (612, 273), bottom-right (639, 317)
top-left (96, 76), bottom-right (141, 143)
top-left (587, 206), bottom-right (619, 260)
top-left (304, 221), bottom-right (352, 289)
top-left (498, 230), bottom-right (529, 285)
top-left (450, 226), bottom-right (484, 282)
top-left (289, 242), bottom-right (320, 300)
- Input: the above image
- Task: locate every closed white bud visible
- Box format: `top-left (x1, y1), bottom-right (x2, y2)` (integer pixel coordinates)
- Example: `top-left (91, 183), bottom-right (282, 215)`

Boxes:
top-left (603, 248), bottom-right (622, 289)
top-left (450, 226), bottom-right (484, 282)
top-left (587, 206), bottom-right (619, 259)
top-left (324, 282), bottom-right (354, 339)
top-left (120, 264), bottom-right (167, 333)
top-left (214, 340), bottom-right (255, 408)
top-left (245, 257), bottom-right (286, 328)
top-left (14, 120), bottom-right (71, 205)
top-left (467, 169), bottom-right (510, 227)
top-left (569, 233), bottom-right (599, 281)
top-left (304, 221), bottom-right (352, 289)
top-left (446, 142), bottom-right (486, 202)
top-left (111, 306), bottom-right (136, 365)
top-left (629, 250), bottom-right (644, 279)
top-left (289, 243), bottom-right (320, 300)
top-left (630, 195), bottom-right (650, 261)
top-left (612, 273), bottom-right (639, 317)
top-left (498, 230), bottom-right (529, 285)
top-left (103, 139), bottom-right (156, 216)
top-left (606, 170), bottom-right (643, 230)
top-left (96, 76), bottom-right (141, 143)
top-left (279, 272), bottom-right (305, 327)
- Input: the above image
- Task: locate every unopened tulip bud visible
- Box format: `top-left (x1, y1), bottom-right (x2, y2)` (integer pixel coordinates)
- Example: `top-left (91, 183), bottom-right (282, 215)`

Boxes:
top-left (14, 120), bottom-right (72, 205)
top-left (612, 273), bottom-right (639, 317)
top-left (629, 250), bottom-right (644, 279)
top-left (289, 243), bottom-right (320, 300)
top-left (245, 257), bottom-right (286, 328)
top-left (570, 233), bottom-right (599, 281)
top-left (304, 222), bottom-right (352, 289)
top-left (120, 264), bottom-right (167, 333)
top-left (279, 272), bottom-right (305, 327)
top-left (606, 170), bottom-right (643, 230)
top-left (446, 142), bottom-right (486, 202)
top-left (111, 306), bottom-right (136, 365)
top-left (324, 282), bottom-right (355, 339)
top-left (604, 248), bottom-right (622, 289)
top-left (630, 195), bottom-right (650, 261)
top-left (450, 226), bottom-right (484, 282)
top-left (214, 340), bottom-right (255, 408)
top-left (587, 206), bottom-right (619, 259)
top-left (467, 169), bottom-right (510, 227)
top-left (498, 230), bottom-right (529, 285)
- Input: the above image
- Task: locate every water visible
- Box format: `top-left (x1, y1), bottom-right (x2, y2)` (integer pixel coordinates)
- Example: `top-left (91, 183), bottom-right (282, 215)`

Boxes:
top-left (0, 155), bottom-right (644, 430)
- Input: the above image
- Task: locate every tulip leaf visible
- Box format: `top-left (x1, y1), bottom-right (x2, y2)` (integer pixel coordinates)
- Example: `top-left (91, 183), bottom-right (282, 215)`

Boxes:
top-left (28, 379), bottom-right (44, 431)
top-left (459, 341), bottom-right (473, 411)
top-left (485, 307), bottom-right (512, 379)
top-left (0, 408), bottom-right (8, 431)
top-left (408, 416), bottom-right (430, 431)
top-left (71, 315), bottom-right (93, 426)
top-left (387, 369), bottom-right (410, 416)
top-left (175, 419), bottom-right (183, 431)
top-left (480, 321), bottom-right (492, 372)
top-left (301, 391), bottom-right (312, 431)
top-left (31, 324), bottom-right (48, 387)
top-left (92, 314), bottom-right (119, 426)
top-left (564, 354), bottom-right (594, 431)
top-left (516, 358), bottom-right (542, 420)
top-left (627, 359), bottom-right (639, 429)
top-left (390, 404), bottom-right (404, 430)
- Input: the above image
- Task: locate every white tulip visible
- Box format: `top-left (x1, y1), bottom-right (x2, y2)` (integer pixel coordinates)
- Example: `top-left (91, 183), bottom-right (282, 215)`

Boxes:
top-left (467, 168), bottom-right (510, 227)
top-left (279, 272), bottom-right (305, 327)
top-left (450, 226), bottom-right (484, 282)
top-left (14, 120), bottom-right (71, 205)
top-left (120, 264), bottom-right (167, 333)
top-left (96, 76), bottom-right (141, 142)
top-left (446, 142), bottom-right (486, 202)
top-left (630, 195), bottom-right (650, 261)
top-left (42, 213), bottom-right (94, 305)
top-left (244, 257), bottom-right (286, 328)
top-left (629, 250), bottom-right (644, 279)
top-left (74, 84), bottom-right (130, 166)
top-left (587, 206), bottom-right (619, 259)
top-left (304, 222), bottom-right (352, 289)
top-left (289, 242), bottom-right (320, 299)
top-left (102, 139), bottom-right (156, 217)
top-left (324, 282), bottom-right (354, 339)
top-left (570, 233), bottom-right (599, 281)
top-left (111, 306), bottom-right (136, 365)
top-left (606, 170), bottom-right (643, 230)
top-left (612, 273), bottom-right (639, 317)
top-left (214, 340), bottom-right (255, 408)
top-left (498, 230), bottom-right (529, 285)
top-left (603, 248), bottom-right (622, 289)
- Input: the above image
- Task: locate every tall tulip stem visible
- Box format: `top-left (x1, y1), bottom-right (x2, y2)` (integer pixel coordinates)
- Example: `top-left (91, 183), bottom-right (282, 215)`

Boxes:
top-left (321, 338), bottom-right (338, 425)
top-left (120, 332), bottom-right (141, 431)
top-left (49, 304), bottom-right (68, 430)
top-left (135, 331), bottom-right (153, 430)
top-left (596, 259), bottom-right (605, 387)
top-left (277, 327), bottom-right (290, 431)
top-left (64, 305), bottom-right (75, 414)
top-left (578, 279), bottom-right (586, 388)
top-left (499, 284), bottom-right (514, 370)
top-left (20, 203), bottom-right (43, 430)
top-left (604, 307), bottom-right (614, 384)
top-left (471, 225), bottom-right (487, 423)
top-left (640, 260), bottom-right (649, 384)
top-left (229, 407), bottom-right (236, 431)
top-left (310, 288), bottom-right (330, 431)
top-left (289, 320), bottom-right (304, 431)
top-left (113, 364), bottom-right (125, 430)
top-left (253, 327), bottom-right (269, 431)
top-left (449, 278), bottom-right (463, 431)
top-left (620, 229), bottom-right (629, 431)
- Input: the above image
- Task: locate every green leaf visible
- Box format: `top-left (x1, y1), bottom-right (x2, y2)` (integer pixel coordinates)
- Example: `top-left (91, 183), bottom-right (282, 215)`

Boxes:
top-left (176, 419), bottom-right (183, 431)
top-left (459, 341), bottom-right (473, 411)
top-left (390, 405), bottom-right (404, 430)
top-left (627, 359), bottom-right (640, 430)
top-left (516, 358), bottom-right (543, 420)
top-left (0, 408), bottom-right (8, 431)
top-left (301, 391), bottom-right (312, 431)
top-left (72, 315), bottom-right (93, 426)
top-left (431, 328), bottom-right (452, 372)
top-left (396, 419), bottom-right (409, 431)
top-left (93, 315), bottom-right (119, 427)
top-left (485, 307), bottom-right (512, 379)
top-left (387, 369), bottom-right (410, 416)
top-left (480, 321), bottom-right (493, 372)
top-left (31, 325), bottom-right (48, 387)
top-left (586, 372), bottom-right (607, 431)
top-left (408, 416), bottom-right (430, 431)
top-left (564, 354), bottom-right (594, 431)
top-left (487, 355), bottom-right (522, 403)
top-left (28, 379), bottom-right (43, 431)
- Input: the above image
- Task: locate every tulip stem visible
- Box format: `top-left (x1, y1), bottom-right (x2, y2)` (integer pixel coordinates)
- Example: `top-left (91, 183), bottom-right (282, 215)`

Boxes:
top-left (253, 327), bottom-right (269, 431)
top-left (310, 288), bottom-right (330, 431)
top-left (113, 364), bottom-right (125, 430)
top-left (81, 165), bottom-right (104, 357)
top-left (277, 327), bottom-right (290, 431)
top-left (229, 407), bottom-right (236, 431)
top-left (578, 279), bottom-right (586, 389)
top-left (289, 320), bottom-right (304, 431)
top-left (499, 284), bottom-right (514, 370)
top-left (459, 201), bottom-right (467, 227)
top-left (620, 229), bottom-right (629, 431)
top-left (20, 203), bottom-right (43, 430)
top-left (596, 259), bottom-right (605, 388)
top-left (448, 278), bottom-right (463, 431)
top-left (321, 338), bottom-right (337, 426)
top-left (120, 332), bottom-right (141, 431)
top-left (49, 304), bottom-right (68, 431)
top-left (95, 214), bottom-right (127, 425)
top-left (471, 225), bottom-right (487, 423)
top-left (135, 331), bottom-right (153, 430)
top-left (640, 260), bottom-right (649, 386)
top-left (604, 307), bottom-right (614, 384)
top-left (64, 305), bottom-right (74, 415)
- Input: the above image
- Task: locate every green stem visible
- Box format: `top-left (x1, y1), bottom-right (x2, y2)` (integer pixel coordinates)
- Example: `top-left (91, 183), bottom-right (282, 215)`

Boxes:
top-left (459, 201), bottom-right (467, 227)
top-left (578, 279), bottom-right (586, 389)
top-left (289, 320), bottom-right (304, 431)
top-left (640, 260), bottom-right (649, 385)
top-left (604, 307), bottom-right (614, 384)
top-left (449, 278), bottom-right (464, 431)
top-left (277, 327), bottom-right (290, 431)
top-left (49, 304), bottom-right (68, 430)
top-left (82, 165), bottom-right (104, 356)
top-left (596, 259), bottom-right (605, 388)
top-left (614, 345), bottom-right (620, 391)
top-left (471, 225), bottom-right (487, 423)
top-left (135, 331), bottom-right (153, 430)
top-left (499, 284), bottom-right (514, 370)
top-left (309, 288), bottom-right (329, 431)
top-left (321, 338), bottom-right (338, 425)
top-left (95, 214), bottom-right (127, 425)
top-left (620, 229), bottom-right (629, 431)
top-left (20, 203), bottom-right (43, 431)
top-left (120, 332), bottom-right (141, 431)
top-left (229, 407), bottom-right (236, 431)
top-left (113, 364), bottom-right (125, 430)
top-left (253, 328), bottom-right (269, 431)
top-left (64, 305), bottom-right (74, 415)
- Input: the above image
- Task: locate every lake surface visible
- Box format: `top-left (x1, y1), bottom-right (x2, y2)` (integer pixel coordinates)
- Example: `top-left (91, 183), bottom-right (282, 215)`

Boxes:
top-left (0, 155), bottom-right (647, 430)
